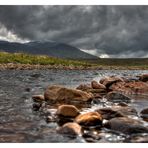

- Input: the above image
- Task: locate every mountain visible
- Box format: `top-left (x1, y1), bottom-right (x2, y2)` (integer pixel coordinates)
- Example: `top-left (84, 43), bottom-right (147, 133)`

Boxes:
top-left (0, 40), bottom-right (98, 59)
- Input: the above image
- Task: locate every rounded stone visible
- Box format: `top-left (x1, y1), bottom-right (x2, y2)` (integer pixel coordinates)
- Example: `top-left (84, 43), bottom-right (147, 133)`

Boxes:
top-left (91, 80), bottom-right (106, 89)
top-left (57, 122), bottom-right (82, 137)
top-left (106, 117), bottom-right (148, 134)
top-left (56, 104), bottom-right (80, 118)
top-left (75, 112), bottom-right (103, 127)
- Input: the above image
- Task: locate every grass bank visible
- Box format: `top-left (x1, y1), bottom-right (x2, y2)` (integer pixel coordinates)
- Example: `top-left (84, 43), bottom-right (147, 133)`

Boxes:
top-left (0, 52), bottom-right (148, 70)
top-left (0, 52), bottom-right (92, 67)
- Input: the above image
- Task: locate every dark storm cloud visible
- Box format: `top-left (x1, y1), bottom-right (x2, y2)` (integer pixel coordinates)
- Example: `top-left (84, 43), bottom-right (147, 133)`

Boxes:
top-left (0, 5), bottom-right (148, 57)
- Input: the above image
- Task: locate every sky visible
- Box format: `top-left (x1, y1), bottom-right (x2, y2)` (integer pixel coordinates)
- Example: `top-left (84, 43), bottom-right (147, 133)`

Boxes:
top-left (0, 5), bottom-right (148, 58)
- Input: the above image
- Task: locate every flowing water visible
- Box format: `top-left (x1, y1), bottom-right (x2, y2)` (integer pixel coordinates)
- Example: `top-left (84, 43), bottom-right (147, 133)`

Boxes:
top-left (0, 69), bottom-right (148, 143)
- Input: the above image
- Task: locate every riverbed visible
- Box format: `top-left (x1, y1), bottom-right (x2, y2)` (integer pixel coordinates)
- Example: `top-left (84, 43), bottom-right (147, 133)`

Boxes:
top-left (0, 69), bottom-right (148, 142)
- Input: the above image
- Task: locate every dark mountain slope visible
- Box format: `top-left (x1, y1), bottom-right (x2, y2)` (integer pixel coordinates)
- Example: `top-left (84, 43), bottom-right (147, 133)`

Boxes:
top-left (0, 40), bottom-right (98, 59)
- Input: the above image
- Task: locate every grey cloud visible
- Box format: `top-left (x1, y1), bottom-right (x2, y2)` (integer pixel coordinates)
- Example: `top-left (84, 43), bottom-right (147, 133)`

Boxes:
top-left (0, 5), bottom-right (148, 57)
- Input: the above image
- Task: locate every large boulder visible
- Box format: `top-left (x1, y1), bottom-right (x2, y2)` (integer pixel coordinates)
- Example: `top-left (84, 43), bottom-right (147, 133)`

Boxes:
top-left (57, 122), bottom-right (82, 137)
top-left (106, 91), bottom-right (132, 103)
top-left (91, 80), bottom-right (106, 89)
top-left (106, 117), bottom-right (148, 135)
top-left (56, 105), bottom-right (80, 118)
top-left (75, 112), bottom-right (102, 127)
top-left (44, 85), bottom-right (93, 103)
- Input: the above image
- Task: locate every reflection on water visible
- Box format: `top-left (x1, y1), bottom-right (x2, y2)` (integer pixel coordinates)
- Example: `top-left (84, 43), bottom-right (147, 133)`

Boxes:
top-left (0, 69), bottom-right (148, 142)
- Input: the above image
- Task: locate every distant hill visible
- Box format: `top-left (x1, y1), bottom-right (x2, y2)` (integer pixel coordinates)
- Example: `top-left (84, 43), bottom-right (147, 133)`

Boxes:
top-left (0, 40), bottom-right (98, 59)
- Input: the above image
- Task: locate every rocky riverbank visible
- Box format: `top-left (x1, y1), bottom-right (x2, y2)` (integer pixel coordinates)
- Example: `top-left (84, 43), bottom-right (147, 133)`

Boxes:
top-left (32, 73), bottom-right (148, 143)
top-left (0, 63), bottom-right (148, 70)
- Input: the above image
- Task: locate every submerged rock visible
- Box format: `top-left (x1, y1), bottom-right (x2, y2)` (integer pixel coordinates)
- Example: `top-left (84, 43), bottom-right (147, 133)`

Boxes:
top-left (106, 117), bottom-right (148, 135)
top-left (44, 85), bottom-right (93, 103)
top-left (32, 95), bottom-right (45, 102)
top-left (106, 91), bottom-right (132, 103)
top-left (32, 103), bottom-right (42, 111)
top-left (96, 106), bottom-right (137, 120)
top-left (57, 122), bottom-right (82, 137)
top-left (96, 108), bottom-right (124, 120)
top-left (56, 105), bottom-right (80, 118)
top-left (124, 134), bottom-right (148, 143)
top-left (75, 112), bottom-right (102, 127)
top-left (140, 108), bottom-right (148, 122)
top-left (91, 80), bottom-right (106, 89)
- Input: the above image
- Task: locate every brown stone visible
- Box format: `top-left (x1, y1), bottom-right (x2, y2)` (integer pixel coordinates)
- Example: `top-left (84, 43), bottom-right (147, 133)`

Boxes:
top-left (141, 108), bottom-right (148, 114)
top-left (85, 88), bottom-right (107, 94)
top-left (32, 95), bottom-right (45, 102)
top-left (76, 83), bottom-right (92, 91)
top-left (75, 112), bottom-right (102, 127)
top-left (91, 80), bottom-right (106, 89)
top-left (99, 78), bottom-right (106, 84)
top-left (139, 74), bottom-right (148, 82)
top-left (140, 108), bottom-right (148, 122)
top-left (56, 105), bottom-right (80, 118)
top-left (57, 122), bottom-right (82, 137)
top-left (100, 76), bottom-right (124, 88)
top-left (110, 81), bottom-right (148, 95)
top-left (106, 117), bottom-right (148, 134)
top-left (44, 85), bottom-right (93, 103)
top-left (124, 134), bottom-right (148, 143)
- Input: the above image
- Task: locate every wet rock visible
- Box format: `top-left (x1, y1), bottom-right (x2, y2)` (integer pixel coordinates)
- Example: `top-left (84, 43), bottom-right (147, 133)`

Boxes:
top-left (46, 116), bottom-right (55, 123)
top-left (140, 108), bottom-right (148, 122)
top-left (124, 134), bottom-right (148, 143)
top-left (75, 112), bottom-right (102, 127)
top-left (91, 93), bottom-right (102, 99)
top-left (141, 108), bottom-right (148, 114)
top-left (56, 116), bottom-right (74, 126)
top-left (25, 87), bottom-right (31, 92)
top-left (44, 85), bottom-right (93, 103)
top-left (76, 83), bottom-right (92, 91)
top-left (32, 103), bottom-right (42, 111)
top-left (96, 108), bottom-right (124, 120)
top-left (100, 76), bottom-right (124, 88)
top-left (57, 122), bottom-right (82, 137)
top-left (85, 88), bottom-right (107, 94)
top-left (82, 131), bottom-right (101, 142)
top-left (106, 91), bottom-right (132, 103)
top-left (31, 73), bottom-right (41, 78)
top-left (139, 74), bottom-right (148, 82)
top-left (96, 106), bottom-right (137, 120)
top-left (32, 95), bottom-right (45, 102)
top-left (91, 80), bottom-right (106, 89)
top-left (106, 117), bottom-right (148, 135)
top-left (112, 106), bottom-right (137, 116)
top-left (116, 102), bottom-right (128, 107)
top-left (99, 78), bottom-right (106, 84)
top-left (56, 105), bottom-right (80, 118)
top-left (110, 81), bottom-right (148, 95)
